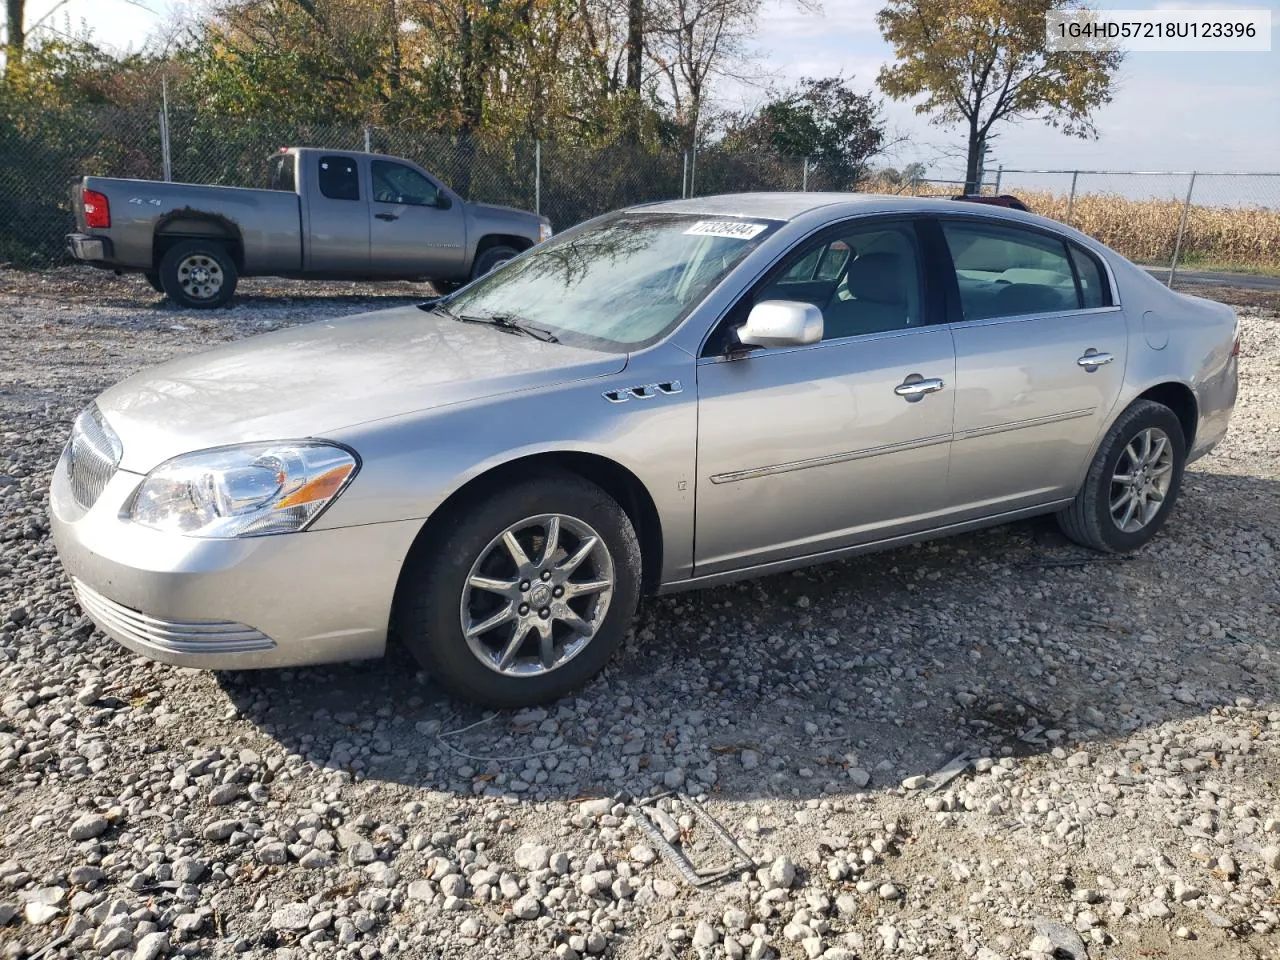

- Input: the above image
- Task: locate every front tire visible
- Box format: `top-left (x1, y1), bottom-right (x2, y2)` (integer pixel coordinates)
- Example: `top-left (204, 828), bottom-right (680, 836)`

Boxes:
top-left (393, 475), bottom-right (642, 707)
top-left (1057, 399), bottom-right (1186, 553)
top-left (470, 244), bottom-right (519, 281)
top-left (159, 240), bottom-right (238, 309)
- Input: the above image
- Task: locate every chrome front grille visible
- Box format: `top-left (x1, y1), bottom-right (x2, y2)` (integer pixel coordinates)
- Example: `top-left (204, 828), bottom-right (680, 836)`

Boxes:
top-left (71, 578), bottom-right (276, 655)
top-left (66, 405), bottom-right (122, 509)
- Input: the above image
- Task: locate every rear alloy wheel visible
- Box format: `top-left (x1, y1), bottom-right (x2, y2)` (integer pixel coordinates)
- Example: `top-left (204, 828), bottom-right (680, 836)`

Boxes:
top-left (394, 475), bottom-right (641, 707)
top-left (1057, 399), bottom-right (1186, 553)
top-left (159, 240), bottom-right (239, 309)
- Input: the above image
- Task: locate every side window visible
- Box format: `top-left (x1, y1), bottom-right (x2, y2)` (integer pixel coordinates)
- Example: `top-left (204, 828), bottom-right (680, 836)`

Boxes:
top-left (268, 154), bottom-right (296, 193)
top-left (371, 160), bottom-right (440, 207)
top-left (318, 156), bottom-right (359, 201)
top-left (941, 220), bottom-right (1079, 321)
top-left (758, 222), bottom-right (924, 342)
top-left (1069, 244), bottom-right (1111, 308)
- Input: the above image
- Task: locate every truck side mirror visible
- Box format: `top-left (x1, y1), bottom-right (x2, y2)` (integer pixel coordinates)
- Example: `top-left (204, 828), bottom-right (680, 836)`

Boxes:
top-left (435, 194), bottom-right (453, 211)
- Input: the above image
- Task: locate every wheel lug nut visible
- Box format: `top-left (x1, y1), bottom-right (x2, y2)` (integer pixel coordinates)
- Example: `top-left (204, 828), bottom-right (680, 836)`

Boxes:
top-left (539, 608), bottom-right (550, 619)
top-left (519, 580), bottom-right (530, 591)
top-left (541, 571), bottom-right (552, 581)
top-left (519, 603), bottom-right (529, 615)
top-left (553, 586), bottom-right (564, 598)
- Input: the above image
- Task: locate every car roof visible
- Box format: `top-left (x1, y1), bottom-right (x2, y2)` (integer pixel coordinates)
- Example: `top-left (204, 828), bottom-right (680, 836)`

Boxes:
top-left (633, 191), bottom-right (1044, 225)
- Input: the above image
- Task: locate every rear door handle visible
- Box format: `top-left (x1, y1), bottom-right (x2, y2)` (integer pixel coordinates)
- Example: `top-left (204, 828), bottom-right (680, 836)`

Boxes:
top-left (375, 212), bottom-right (399, 222)
top-left (894, 376), bottom-right (945, 401)
top-left (1077, 350), bottom-right (1114, 369)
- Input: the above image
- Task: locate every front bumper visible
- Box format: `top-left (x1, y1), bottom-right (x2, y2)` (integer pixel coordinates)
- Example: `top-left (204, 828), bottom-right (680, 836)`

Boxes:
top-left (65, 233), bottom-right (113, 263)
top-left (49, 448), bottom-right (422, 670)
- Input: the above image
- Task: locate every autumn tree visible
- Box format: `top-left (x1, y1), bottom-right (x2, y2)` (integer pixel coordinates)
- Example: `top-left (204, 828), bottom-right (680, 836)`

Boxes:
top-left (876, 0), bottom-right (1121, 192)
top-left (4, 0), bottom-right (24, 74)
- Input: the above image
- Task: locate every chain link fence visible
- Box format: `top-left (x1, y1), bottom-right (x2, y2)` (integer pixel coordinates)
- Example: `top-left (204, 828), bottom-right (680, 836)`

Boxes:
top-left (3, 98), bottom-right (1279, 279)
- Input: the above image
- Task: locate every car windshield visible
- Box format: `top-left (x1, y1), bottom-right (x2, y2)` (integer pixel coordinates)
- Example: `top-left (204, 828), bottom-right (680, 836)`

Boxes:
top-left (444, 211), bottom-right (781, 351)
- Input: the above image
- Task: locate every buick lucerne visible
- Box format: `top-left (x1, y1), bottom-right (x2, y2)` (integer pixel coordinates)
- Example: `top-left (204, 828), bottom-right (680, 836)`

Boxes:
top-left (50, 194), bottom-right (1239, 706)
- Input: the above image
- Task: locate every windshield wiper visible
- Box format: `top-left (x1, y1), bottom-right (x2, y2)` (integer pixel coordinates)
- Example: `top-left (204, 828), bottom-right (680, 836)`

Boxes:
top-left (456, 312), bottom-right (560, 343)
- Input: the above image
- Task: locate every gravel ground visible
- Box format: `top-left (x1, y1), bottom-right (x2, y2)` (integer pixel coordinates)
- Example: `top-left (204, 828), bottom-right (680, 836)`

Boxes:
top-left (1, 267), bottom-right (1278, 960)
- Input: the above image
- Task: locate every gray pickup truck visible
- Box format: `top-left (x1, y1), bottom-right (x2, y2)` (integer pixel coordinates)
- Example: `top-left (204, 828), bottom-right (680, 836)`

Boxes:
top-left (66, 147), bottom-right (552, 308)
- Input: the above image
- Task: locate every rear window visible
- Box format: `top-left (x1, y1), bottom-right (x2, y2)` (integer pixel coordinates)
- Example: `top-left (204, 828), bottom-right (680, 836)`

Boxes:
top-left (1069, 244), bottom-right (1111, 308)
top-left (318, 156), bottom-right (359, 201)
top-left (268, 153), bottom-right (296, 192)
top-left (942, 220), bottom-right (1080, 321)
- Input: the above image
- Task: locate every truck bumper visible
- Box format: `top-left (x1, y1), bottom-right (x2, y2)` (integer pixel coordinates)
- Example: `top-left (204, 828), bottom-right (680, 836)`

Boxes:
top-left (66, 233), bottom-right (113, 262)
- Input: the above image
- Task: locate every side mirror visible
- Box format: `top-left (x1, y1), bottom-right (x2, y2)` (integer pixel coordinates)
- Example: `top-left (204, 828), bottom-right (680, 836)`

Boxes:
top-left (736, 300), bottom-right (823, 349)
top-left (435, 193), bottom-right (453, 210)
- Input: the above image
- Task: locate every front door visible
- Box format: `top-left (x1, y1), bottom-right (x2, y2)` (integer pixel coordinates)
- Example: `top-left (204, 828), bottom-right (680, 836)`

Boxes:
top-left (368, 159), bottom-right (467, 279)
top-left (694, 219), bottom-right (957, 576)
top-left (938, 218), bottom-right (1129, 516)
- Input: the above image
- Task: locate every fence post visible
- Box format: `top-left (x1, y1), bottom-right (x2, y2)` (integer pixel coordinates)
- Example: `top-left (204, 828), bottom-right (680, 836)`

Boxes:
top-left (363, 126), bottom-right (372, 153)
top-left (534, 140), bottom-right (541, 215)
top-left (1168, 171), bottom-right (1197, 287)
top-left (690, 145), bottom-right (697, 198)
top-left (1066, 170), bottom-right (1079, 224)
top-left (802, 157), bottom-right (809, 192)
top-left (993, 164), bottom-right (1002, 195)
top-left (681, 151), bottom-right (688, 199)
top-left (159, 76), bottom-right (172, 183)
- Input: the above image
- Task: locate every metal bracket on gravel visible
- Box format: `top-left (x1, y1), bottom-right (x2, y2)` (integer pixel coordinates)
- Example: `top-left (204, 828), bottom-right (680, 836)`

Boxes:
top-left (629, 792), bottom-right (756, 888)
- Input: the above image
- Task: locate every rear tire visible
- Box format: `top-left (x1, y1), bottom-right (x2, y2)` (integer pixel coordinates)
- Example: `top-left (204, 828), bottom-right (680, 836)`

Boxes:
top-left (470, 244), bottom-right (520, 281)
top-left (159, 239), bottom-right (238, 309)
top-left (393, 475), bottom-right (642, 707)
top-left (1057, 399), bottom-right (1186, 553)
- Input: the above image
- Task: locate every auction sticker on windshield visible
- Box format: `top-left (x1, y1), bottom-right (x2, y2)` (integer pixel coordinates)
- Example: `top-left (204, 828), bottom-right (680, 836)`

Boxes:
top-left (684, 220), bottom-right (769, 240)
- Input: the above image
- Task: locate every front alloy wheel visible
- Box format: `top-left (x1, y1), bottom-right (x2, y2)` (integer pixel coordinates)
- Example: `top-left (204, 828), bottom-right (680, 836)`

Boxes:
top-left (461, 514), bottom-right (614, 676)
top-left (394, 475), bottom-right (641, 707)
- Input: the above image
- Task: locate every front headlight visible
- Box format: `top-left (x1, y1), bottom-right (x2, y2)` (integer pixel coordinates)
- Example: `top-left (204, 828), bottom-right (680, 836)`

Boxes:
top-left (538, 221), bottom-right (553, 243)
top-left (129, 442), bottom-right (358, 538)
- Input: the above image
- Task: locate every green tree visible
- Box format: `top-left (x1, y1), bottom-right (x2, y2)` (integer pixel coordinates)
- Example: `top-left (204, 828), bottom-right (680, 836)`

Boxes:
top-left (876, 0), bottom-right (1121, 192)
top-left (751, 75), bottom-right (887, 189)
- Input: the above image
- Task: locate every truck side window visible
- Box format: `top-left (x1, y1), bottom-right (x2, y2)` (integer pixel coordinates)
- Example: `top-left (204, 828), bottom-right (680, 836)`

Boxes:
top-left (371, 160), bottom-right (440, 207)
top-left (268, 154), bottom-right (296, 193)
top-left (318, 157), bottom-right (359, 201)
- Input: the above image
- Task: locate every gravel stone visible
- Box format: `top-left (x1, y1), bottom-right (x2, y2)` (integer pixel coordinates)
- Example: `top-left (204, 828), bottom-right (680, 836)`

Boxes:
top-left (0, 276), bottom-right (1277, 960)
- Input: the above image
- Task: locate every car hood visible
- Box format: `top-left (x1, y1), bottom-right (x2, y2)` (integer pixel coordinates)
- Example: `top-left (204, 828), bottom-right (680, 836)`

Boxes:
top-left (96, 306), bottom-right (625, 473)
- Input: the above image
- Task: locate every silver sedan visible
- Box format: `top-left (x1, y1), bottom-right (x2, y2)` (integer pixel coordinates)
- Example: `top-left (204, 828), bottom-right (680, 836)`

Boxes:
top-left (50, 194), bottom-right (1239, 706)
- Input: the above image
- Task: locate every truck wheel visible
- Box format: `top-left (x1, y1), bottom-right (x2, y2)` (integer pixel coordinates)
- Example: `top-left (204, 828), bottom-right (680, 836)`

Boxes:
top-left (470, 245), bottom-right (519, 281)
top-left (159, 240), bottom-right (238, 309)
top-left (143, 271), bottom-right (164, 293)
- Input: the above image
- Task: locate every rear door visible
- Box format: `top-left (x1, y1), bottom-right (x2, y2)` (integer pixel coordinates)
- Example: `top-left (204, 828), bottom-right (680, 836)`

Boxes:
top-left (303, 154), bottom-right (370, 275)
top-left (939, 217), bottom-right (1128, 516)
top-left (368, 159), bottom-right (466, 279)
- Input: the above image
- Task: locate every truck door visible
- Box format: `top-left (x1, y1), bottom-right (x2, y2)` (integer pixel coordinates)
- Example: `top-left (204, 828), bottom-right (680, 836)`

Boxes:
top-left (304, 154), bottom-right (371, 275)
top-left (367, 159), bottom-right (467, 280)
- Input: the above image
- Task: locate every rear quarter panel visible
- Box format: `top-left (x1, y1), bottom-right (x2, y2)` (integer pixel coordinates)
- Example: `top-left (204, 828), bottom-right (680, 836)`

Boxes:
top-left (82, 177), bottom-right (303, 273)
top-left (1110, 256), bottom-right (1238, 462)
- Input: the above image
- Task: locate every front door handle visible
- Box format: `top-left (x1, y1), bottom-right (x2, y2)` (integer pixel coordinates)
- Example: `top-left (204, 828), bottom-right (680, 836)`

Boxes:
top-left (894, 376), bottom-right (946, 401)
top-left (1077, 350), bottom-right (1114, 369)
top-left (375, 212), bottom-right (399, 222)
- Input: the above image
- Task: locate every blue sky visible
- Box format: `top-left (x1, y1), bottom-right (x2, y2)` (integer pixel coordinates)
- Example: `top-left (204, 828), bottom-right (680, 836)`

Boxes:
top-left (21, 0), bottom-right (1280, 181)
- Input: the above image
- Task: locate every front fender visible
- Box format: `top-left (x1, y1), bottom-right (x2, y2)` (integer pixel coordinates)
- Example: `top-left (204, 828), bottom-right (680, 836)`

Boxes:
top-left (315, 344), bottom-right (699, 582)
